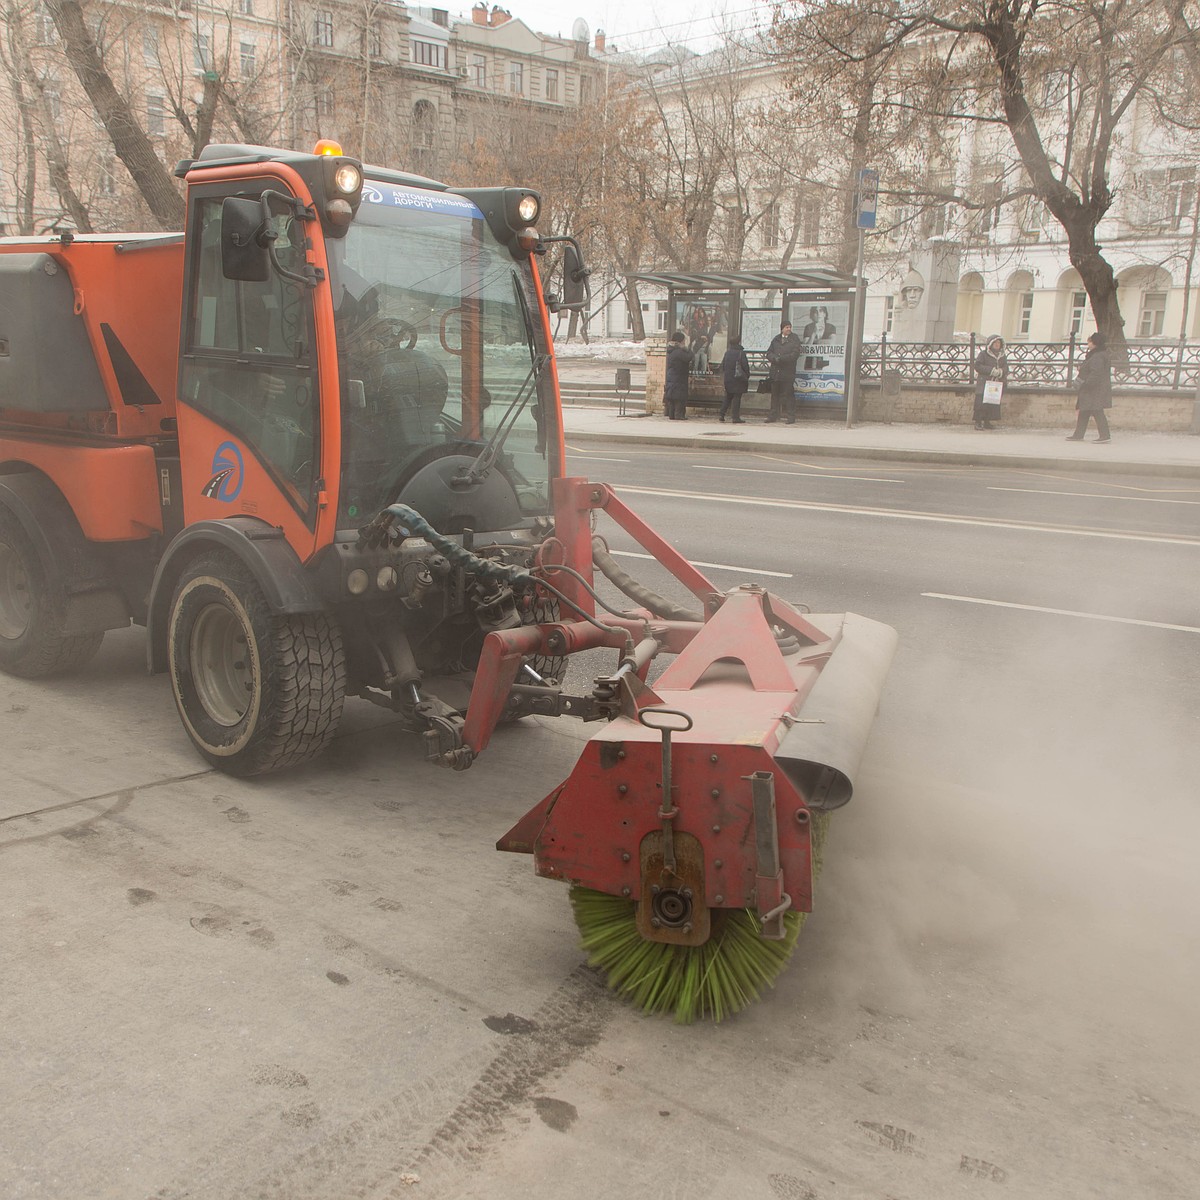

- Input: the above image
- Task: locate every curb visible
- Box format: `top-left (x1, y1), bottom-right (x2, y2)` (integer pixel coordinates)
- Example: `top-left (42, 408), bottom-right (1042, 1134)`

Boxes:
top-left (562, 425), bottom-right (1200, 479)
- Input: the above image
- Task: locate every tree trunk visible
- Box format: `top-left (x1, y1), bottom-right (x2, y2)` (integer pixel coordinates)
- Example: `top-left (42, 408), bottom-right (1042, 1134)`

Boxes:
top-left (45, 0), bottom-right (184, 230)
top-left (624, 277), bottom-right (646, 341)
top-left (1067, 226), bottom-right (1126, 359)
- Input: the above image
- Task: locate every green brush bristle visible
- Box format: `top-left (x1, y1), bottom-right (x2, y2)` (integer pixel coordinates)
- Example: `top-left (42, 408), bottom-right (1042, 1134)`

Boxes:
top-left (571, 811), bottom-right (830, 1024)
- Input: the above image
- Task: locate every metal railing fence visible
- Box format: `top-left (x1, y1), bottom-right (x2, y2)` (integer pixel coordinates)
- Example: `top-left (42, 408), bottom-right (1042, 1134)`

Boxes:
top-left (859, 333), bottom-right (1200, 391)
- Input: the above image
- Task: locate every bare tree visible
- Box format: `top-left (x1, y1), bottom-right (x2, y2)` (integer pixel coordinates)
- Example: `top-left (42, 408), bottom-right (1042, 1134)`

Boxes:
top-left (43, 0), bottom-right (184, 228)
top-left (772, 0), bottom-right (1200, 356)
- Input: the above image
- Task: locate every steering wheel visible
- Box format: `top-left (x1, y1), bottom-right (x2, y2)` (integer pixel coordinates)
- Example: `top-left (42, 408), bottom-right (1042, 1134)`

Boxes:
top-left (376, 319), bottom-right (418, 351)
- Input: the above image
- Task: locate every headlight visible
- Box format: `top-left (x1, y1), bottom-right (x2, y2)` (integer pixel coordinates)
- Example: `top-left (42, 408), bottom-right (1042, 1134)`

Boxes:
top-left (517, 194), bottom-right (539, 224)
top-left (347, 568), bottom-right (369, 595)
top-left (334, 163), bottom-right (362, 194)
top-left (377, 566), bottom-right (398, 591)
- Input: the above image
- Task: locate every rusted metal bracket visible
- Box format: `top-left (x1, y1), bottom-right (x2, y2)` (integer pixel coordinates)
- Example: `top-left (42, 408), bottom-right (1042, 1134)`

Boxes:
top-left (748, 770), bottom-right (792, 940)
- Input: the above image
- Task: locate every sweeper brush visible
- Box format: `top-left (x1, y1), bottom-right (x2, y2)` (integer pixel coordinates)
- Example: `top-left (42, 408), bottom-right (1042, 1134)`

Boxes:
top-left (569, 814), bottom-right (829, 1023)
top-left (493, 479), bottom-right (895, 1024)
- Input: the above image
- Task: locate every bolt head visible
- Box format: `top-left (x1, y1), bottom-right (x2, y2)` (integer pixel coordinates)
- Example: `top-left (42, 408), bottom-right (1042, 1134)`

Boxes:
top-left (710, 788), bottom-right (720, 799)
top-left (711, 824), bottom-right (721, 834)
top-left (651, 884), bottom-right (661, 895)
top-left (650, 916), bottom-right (661, 928)
top-left (618, 784), bottom-right (628, 794)
top-left (681, 887), bottom-right (693, 899)
top-left (714, 859), bottom-right (723, 868)
top-left (795, 809), bottom-right (810, 824)
top-left (710, 754), bottom-right (718, 763)
top-left (621, 852), bottom-right (631, 862)
top-left (621, 886), bottom-right (631, 897)
top-left (714, 894), bottom-right (724, 904)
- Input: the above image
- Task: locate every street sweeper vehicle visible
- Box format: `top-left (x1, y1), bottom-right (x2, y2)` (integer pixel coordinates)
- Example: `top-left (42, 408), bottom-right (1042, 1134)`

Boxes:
top-left (0, 140), bottom-right (895, 1020)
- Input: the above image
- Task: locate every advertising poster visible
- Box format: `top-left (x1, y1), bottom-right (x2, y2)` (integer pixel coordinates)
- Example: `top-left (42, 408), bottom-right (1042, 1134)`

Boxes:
top-left (675, 297), bottom-right (730, 373)
top-left (788, 299), bottom-right (850, 403)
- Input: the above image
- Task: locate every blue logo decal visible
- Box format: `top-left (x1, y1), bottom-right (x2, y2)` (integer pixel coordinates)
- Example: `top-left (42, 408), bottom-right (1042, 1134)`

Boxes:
top-left (201, 440), bottom-right (244, 502)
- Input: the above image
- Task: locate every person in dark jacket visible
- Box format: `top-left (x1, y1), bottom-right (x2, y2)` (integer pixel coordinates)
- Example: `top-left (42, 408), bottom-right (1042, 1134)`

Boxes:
top-left (1066, 331), bottom-right (1112, 442)
top-left (664, 330), bottom-right (692, 420)
top-left (972, 334), bottom-right (1007, 429)
top-left (765, 322), bottom-right (803, 423)
top-left (719, 337), bottom-right (750, 423)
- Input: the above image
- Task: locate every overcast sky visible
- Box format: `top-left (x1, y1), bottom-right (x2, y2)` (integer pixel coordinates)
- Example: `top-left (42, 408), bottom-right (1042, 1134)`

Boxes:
top-left (458, 1), bottom-right (768, 53)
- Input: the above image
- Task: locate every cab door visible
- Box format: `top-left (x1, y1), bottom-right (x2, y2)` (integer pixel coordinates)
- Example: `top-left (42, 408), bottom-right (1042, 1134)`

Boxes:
top-left (177, 180), bottom-right (325, 561)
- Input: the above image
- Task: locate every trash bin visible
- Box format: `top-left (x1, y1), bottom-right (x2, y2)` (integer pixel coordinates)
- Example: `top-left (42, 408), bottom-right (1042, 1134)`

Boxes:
top-left (881, 370), bottom-right (903, 425)
top-left (615, 367), bottom-right (631, 391)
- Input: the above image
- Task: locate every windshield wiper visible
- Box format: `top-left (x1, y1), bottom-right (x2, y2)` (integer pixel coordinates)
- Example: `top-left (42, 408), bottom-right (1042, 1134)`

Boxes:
top-left (454, 273), bottom-right (547, 488)
top-left (454, 351), bottom-right (548, 487)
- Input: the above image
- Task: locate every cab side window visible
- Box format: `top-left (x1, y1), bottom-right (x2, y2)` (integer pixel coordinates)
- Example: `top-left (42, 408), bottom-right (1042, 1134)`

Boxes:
top-left (183, 195), bottom-right (319, 522)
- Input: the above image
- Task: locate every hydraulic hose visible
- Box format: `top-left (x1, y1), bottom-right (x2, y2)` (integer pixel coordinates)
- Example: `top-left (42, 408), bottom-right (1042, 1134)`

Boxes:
top-left (591, 536), bottom-right (703, 623)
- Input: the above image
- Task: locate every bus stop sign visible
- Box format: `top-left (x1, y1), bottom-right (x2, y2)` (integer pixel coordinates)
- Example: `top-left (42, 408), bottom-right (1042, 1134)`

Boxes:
top-left (856, 169), bottom-right (879, 230)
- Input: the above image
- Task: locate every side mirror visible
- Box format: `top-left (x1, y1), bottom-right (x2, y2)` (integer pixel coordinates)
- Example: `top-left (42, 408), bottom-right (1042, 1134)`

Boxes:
top-left (562, 242), bottom-right (588, 308)
top-left (221, 196), bottom-right (270, 282)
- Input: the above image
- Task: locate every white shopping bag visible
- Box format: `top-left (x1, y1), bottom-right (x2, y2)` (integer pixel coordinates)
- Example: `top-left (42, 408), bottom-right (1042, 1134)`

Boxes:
top-left (983, 380), bottom-right (1004, 404)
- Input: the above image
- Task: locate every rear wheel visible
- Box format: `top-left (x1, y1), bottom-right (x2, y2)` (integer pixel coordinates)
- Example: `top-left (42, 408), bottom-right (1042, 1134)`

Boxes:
top-left (168, 551), bottom-right (345, 776)
top-left (0, 510), bottom-right (103, 678)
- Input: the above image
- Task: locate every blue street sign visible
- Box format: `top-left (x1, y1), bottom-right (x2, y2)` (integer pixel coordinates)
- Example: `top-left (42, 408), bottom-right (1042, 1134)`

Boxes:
top-left (856, 168), bottom-right (879, 230)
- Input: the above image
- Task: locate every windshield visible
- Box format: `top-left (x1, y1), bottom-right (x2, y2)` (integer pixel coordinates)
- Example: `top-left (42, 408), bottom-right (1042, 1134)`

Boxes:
top-left (328, 182), bottom-right (553, 530)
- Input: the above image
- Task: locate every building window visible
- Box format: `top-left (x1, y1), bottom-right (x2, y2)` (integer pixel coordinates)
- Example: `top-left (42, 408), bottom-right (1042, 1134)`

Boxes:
top-left (368, 19), bottom-right (382, 57)
top-left (313, 10), bottom-right (333, 47)
top-left (799, 195), bottom-right (821, 247)
top-left (580, 74), bottom-right (592, 104)
top-left (431, 8), bottom-right (449, 25)
top-left (1017, 292), bottom-right (1034, 337)
top-left (35, 3), bottom-right (56, 43)
top-left (147, 94), bottom-right (165, 136)
top-left (44, 86), bottom-right (61, 121)
top-left (883, 295), bottom-right (895, 335)
top-left (656, 302), bottom-right (669, 332)
top-left (239, 41), bottom-right (256, 75)
top-left (473, 54), bottom-right (486, 86)
top-left (761, 200), bottom-right (780, 251)
top-left (413, 40), bottom-right (446, 69)
top-left (510, 61), bottom-right (524, 94)
top-left (98, 159), bottom-right (116, 197)
top-left (239, 0), bottom-right (253, 14)
top-left (545, 68), bottom-right (559, 101)
top-left (143, 28), bottom-right (158, 66)
top-left (1139, 291), bottom-right (1167, 337)
top-left (412, 100), bottom-right (437, 172)
top-left (317, 86), bottom-right (334, 118)
top-left (1069, 290), bottom-right (1088, 337)
top-left (193, 32), bottom-right (211, 71)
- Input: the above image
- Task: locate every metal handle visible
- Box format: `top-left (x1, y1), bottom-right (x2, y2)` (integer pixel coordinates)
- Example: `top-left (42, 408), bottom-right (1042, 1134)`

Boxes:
top-left (639, 707), bottom-right (692, 874)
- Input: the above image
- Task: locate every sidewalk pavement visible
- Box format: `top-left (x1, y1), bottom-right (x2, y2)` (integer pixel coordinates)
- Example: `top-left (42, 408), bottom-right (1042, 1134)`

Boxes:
top-left (561, 405), bottom-right (1200, 478)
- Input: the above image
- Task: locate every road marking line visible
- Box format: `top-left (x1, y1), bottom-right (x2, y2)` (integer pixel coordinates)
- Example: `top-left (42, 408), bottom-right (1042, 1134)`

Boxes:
top-left (695, 464), bottom-right (905, 484)
top-left (1003, 467), bottom-right (1200, 494)
top-left (611, 549), bottom-right (792, 579)
top-left (613, 484), bottom-right (1200, 546)
top-left (922, 592), bottom-right (1200, 634)
top-left (989, 486), bottom-right (1200, 506)
top-left (563, 449), bottom-right (631, 462)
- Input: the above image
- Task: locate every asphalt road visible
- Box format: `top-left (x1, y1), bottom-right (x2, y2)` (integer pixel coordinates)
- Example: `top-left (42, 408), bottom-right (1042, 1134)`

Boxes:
top-left (4, 442), bottom-right (1199, 1200)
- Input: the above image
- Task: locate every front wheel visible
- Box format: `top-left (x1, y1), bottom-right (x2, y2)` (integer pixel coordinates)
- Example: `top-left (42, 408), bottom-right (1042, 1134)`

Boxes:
top-left (0, 510), bottom-right (103, 679)
top-left (168, 551), bottom-right (346, 776)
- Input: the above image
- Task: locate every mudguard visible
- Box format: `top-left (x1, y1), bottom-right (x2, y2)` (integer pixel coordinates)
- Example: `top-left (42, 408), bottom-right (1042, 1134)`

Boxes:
top-left (0, 470), bottom-right (130, 634)
top-left (145, 516), bottom-right (325, 673)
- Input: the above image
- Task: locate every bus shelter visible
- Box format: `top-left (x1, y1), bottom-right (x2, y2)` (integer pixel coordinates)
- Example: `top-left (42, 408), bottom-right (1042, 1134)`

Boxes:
top-left (635, 267), bottom-right (859, 413)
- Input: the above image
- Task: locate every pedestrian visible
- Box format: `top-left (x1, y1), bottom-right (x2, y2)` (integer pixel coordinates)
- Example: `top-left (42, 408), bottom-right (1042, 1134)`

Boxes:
top-left (719, 336), bottom-right (750, 423)
top-left (664, 330), bottom-right (692, 421)
top-left (1066, 331), bottom-right (1112, 442)
top-left (973, 334), bottom-right (1007, 430)
top-left (765, 321), bottom-right (803, 424)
